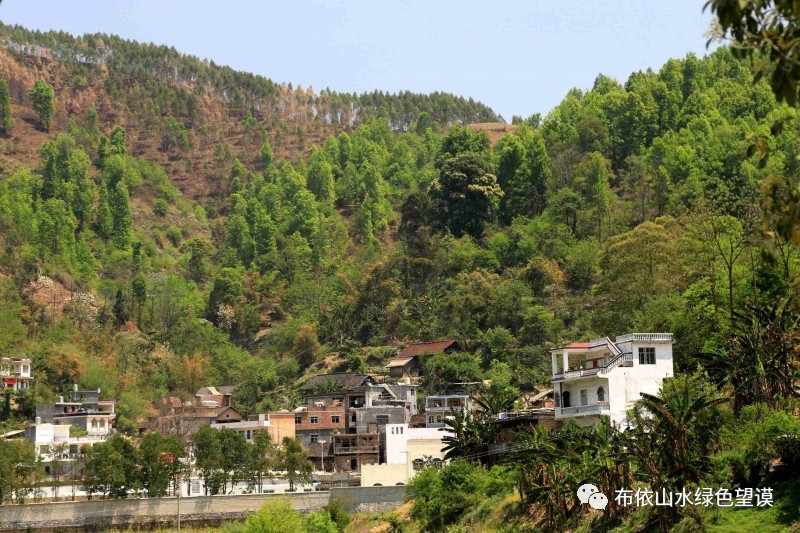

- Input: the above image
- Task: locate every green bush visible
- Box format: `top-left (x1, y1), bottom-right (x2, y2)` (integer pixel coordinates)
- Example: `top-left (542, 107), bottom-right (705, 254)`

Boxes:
top-left (407, 460), bottom-right (515, 530)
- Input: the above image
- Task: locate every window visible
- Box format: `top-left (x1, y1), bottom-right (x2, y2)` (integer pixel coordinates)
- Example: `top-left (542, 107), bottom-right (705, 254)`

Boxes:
top-left (432, 458), bottom-right (443, 468)
top-left (376, 415), bottom-right (389, 425)
top-left (639, 347), bottom-right (656, 365)
top-left (295, 416), bottom-right (302, 425)
top-left (310, 434), bottom-right (319, 443)
top-left (428, 415), bottom-right (435, 424)
top-left (435, 415), bottom-right (442, 423)
top-left (597, 386), bottom-right (605, 402)
top-left (331, 416), bottom-right (340, 424)
top-left (554, 392), bottom-right (560, 407)
top-left (69, 444), bottom-right (78, 455)
top-left (580, 389), bottom-right (588, 406)
top-left (412, 459), bottom-right (425, 471)
top-left (310, 416), bottom-right (319, 424)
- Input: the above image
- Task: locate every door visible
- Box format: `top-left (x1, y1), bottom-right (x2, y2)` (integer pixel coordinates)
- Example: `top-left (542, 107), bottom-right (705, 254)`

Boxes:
top-left (562, 391), bottom-right (571, 407)
top-left (580, 389), bottom-right (588, 406)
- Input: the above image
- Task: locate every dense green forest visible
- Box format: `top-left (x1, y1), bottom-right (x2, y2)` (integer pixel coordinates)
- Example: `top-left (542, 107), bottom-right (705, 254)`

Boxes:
top-left (0, 43), bottom-right (797, 423)
top-left (0, 22), bottom-right (799, 530)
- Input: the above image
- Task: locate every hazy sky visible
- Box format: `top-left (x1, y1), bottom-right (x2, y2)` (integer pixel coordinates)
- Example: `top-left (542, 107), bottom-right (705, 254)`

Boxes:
top-left (0, 0), bottom-right (716, 119)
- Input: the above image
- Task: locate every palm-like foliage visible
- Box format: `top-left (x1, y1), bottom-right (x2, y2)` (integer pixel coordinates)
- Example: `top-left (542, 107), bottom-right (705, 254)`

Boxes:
top-left (711, 299), bottom-right (800, 414)
top-left (441, 386), bottom-right (520, 466)
top-left (629, 372), bottom-right (726, 532)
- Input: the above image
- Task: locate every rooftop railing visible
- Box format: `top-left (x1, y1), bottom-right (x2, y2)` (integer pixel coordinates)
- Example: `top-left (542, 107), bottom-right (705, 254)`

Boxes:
top-left (615, 333), bottom-right (673, 344)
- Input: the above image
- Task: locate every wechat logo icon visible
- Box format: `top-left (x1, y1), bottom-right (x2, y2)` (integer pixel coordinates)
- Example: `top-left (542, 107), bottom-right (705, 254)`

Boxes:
top-left (577, 483), bottom-right (608, 510)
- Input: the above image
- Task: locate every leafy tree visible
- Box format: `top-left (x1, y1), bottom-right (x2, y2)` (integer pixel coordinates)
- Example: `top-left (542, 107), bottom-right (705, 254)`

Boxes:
top-left (242, 499), bottom-right (304, 533)
top-left (430, 153), bottom-right (502, 238)
top-left (109, 180), bottom-right (132, 249)
top-left (0, 79), bottom-right (14, 131)
top-left (260, 138), bottom-right (274, 169)
top-left (161, 116), bottom-right (192, 152)
top-left (192, 425), bottom-right (224, 495)
top-left (280, 437), bottom-right (312, 491)
top-left (29, 80), bottom-right (54, 130)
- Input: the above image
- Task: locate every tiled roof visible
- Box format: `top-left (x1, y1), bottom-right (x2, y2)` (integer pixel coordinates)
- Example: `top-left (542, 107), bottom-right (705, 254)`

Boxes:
top-left (399, 340), bottom-right (458, 358)
top-left (217, 385), bottom-right (237, 395)
top-left (386, 358), bottom-right (412, 368)
top-left (300, 373), bottom-right (371, 391)
top-left (565, 342), bottom-right (591, 349)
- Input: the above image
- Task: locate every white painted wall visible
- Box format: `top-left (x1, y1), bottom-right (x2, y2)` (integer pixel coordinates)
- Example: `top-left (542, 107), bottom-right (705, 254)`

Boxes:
top-left (553, 334), bottom-right (674, 427)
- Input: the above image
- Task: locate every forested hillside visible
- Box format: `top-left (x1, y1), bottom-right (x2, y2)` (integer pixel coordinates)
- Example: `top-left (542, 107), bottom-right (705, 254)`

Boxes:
top-left (0, 22), bottom-right (498, 199)
top-left (0, 24), bottom-right (797, 454)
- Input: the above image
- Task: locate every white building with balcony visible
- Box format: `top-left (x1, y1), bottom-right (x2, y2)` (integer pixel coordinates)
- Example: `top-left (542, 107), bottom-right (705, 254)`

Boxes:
top-left (1, 357), bottom-right (32, 391)
top-left (25, 419), bottom-right (109, 474)
top-left (550, 333), bottom-right (674, 428)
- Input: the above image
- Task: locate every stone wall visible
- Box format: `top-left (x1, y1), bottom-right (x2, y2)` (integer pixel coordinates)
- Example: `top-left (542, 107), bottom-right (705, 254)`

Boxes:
top-left (0, 486), bottom-right (406, 531)
top-left (330, 486), bottom-right (406, 514)
top-left (0, 492), bottom-right (328, 532)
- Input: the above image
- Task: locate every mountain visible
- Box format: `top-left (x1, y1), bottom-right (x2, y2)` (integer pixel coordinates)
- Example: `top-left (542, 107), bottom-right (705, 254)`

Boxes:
top-left (0, 22), bottom-right (499, 200)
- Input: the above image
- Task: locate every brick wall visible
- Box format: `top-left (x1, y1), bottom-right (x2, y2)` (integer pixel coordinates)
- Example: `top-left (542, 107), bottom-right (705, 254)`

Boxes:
top-left (295, 405), bottom-right (345, 432)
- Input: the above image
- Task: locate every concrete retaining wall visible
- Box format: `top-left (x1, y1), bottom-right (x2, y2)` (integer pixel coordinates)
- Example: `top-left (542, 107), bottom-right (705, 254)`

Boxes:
top-left (330, 485), bottom-right (406, 514)
top-left (0, 486), bottom-right (406, 531)
top-left (0, 492), bottom-right (328, 532)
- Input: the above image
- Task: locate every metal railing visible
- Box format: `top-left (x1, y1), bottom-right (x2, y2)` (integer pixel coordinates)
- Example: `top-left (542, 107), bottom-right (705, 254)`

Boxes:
top-left (600, 352), bottom-right (632, 374)
top-left (553, 352), bottom-right (632, 380)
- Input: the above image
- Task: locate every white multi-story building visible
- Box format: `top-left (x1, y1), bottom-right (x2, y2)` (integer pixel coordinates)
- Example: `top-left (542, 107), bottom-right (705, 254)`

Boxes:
top-left (1, 357), bottom-right (32, 391)
top-left (550, 333), bottom-right (674, 428)
top-left (360, 423), bottom-right (453, 487)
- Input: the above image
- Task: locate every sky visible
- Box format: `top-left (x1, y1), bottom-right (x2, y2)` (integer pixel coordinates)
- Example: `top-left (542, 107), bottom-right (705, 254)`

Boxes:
top-left (0, 0), bottom-right (717, 120)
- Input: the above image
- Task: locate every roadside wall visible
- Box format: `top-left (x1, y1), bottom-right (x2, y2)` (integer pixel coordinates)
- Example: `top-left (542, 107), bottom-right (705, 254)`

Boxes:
top-left (0, 486), bottom-right (406, 531)
top-left (0, 492), bottom-right (328, 532)
top-left (330, 485), bottom-right (406, 514)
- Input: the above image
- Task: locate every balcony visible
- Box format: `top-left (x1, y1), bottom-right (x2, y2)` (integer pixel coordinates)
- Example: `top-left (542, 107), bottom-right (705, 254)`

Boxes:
top-left (553, 367), bottom-right (602, 381)
top-left (552, 353), bottom-right (632, 381)
top-left (333, 445), bottom-right (379, 454)
top-left (559, 403), bottom-right (610, 416)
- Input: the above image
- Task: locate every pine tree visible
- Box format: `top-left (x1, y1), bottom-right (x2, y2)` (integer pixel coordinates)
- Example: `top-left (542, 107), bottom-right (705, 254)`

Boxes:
top-left (110, 181), bottom-right (132, 249)
top-left (29, 80), bottom-right (54, 131)
top-left (260, 138), bottom-right (274, 169)
top-left (0, 80), bottom-right (14, 132)
top-left (113, 289), bottom-right (128, 326)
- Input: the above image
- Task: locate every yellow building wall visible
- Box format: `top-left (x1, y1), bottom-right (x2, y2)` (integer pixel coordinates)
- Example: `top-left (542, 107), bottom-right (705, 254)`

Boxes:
top-left (361, 438), bottom-right (448, 487)
top-left (361, 463), bottom-right (408, 487)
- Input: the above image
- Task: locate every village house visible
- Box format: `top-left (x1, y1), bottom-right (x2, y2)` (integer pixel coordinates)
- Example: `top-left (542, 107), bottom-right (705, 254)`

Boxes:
top-left (210, 411), bottom-right (296, 443)
top-left (300, 372), bottom-right (419, 472)
top-left (550, 333), bottom-right (674, 427)
top-left (35, 385), bottom-right (116, 436)
top-left (27, 385), bottom-right (115, 473)
top-left (195, 385), bottom-right (236, 407)
top-left (360, 423), bottom-right (454, 487)
top-left (386, 340), bottom-right (462, 378)
top-left (0, 356), bottom-right (33, 392)
top-left (144, 395), bottom-right (243, 441)
top-left (424, 393), bottom-right (473, 428)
